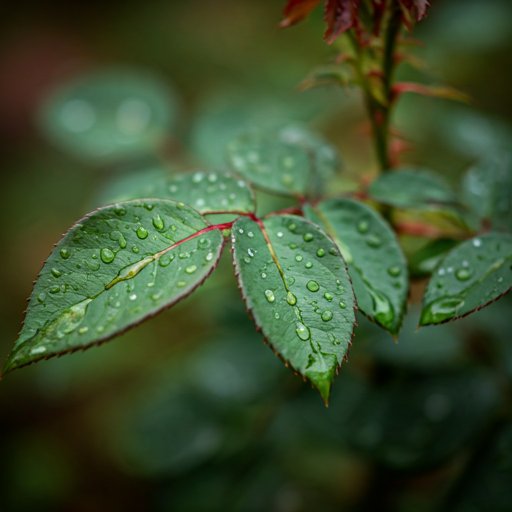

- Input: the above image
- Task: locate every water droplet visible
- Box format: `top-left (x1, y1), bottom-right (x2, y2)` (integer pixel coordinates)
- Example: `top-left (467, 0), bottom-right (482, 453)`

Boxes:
top-left (206, 252), bottom-right (214, 262)
top-left (265, 290), bottom-right (275, 302)
top-left (179, 252), bottom-right (190, 259)
top-left (248, 231), bottom-right (254, 238)
top-left (366, 235), bottom-right (382, 248)
top-left (85, 260), bottom-right (100, 271)
top-left (248, 248), bottom-right (255, 257)
top-left (37, 293), bottom-right (46, 303)
top-left (281, 173), bottom-right (293, 185)
top-left (321, 310), bottom-right (333, 322)
top-left (277, 232), bottom-right (283, 238)
top-left (136, 226), bottom-right (148, 239)
top-left (60, 248), bottom-right (70, 259)
top-left (100, 248), bottom-right (115, 264)
top-left (438, 268), bottom-right (446, 276)
top-left (30, 346), bottom-right (47, 355)
top-left (129, 293), bottom-right (137, 301)
top-left (132, 245), bottom-right (139, 253)
top-left (472, 238), bottom-right (482, 247)
top-left (287, 292), bottom-right (297, 305)
top-left (339, 301), bottom-right (346, 309)
top-left (387, 266), bottom-right (401, 277)
top-left (169, 184), bottom-right (178, 193)
top-left (285, 275), bottom-right (295, 286)
top-left (317, 248), bottom-right (325, 257)
top-left (192, 172), bottom-right (204, 183)
top-left (307, 280), bottom-right (319, 292)
top-left (177, 281), bottom-right (187, 287)
top-left (357, 220), bottom-right (369, 233)
top-left (456, 268), bottom-right (472, 281)
top-left (275, 312), bottom-right (280, 319)
top-left (421, 296), bottom-right (465, 324)
top-left (92, 254), bottom-right (98, 259)
top-left (244, 256), bottom-right (251, 264)
top-left (305, 262), bottom-right (313, 269)
top-left (324, 292), bottom-right (333, 301)
top-left (261, 272), bottom-right (267, 278)
top-left (152, 215), bottom-right (164, 230)
top-left (185, 265), bottom-right (197, 274)
top-left (114, 205), bottom-right (126, 216)
top-left (296, 322), bottom-right (311, 341)
top-left (288, 223), bottom-right (296, 232)
top-left (303, 233), bottom-right (314, 242)
top-left (110, 230), bottom-right (127, 249)
top-left (77, 326), bottom-right (88, 335)
top-left (295, 254), bottom-right (303, 262)
top-left (51, 268), bottom-right (62, 278)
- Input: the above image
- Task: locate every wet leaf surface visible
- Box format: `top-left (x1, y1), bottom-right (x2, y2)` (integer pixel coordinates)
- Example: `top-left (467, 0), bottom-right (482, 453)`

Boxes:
top-left (96, 169), bottom-right (255, 214)
top-left (304, 199), bottom-right (408, 337)
top-left (420, 233), bottom-right (512, 326)
top-left (232, 214), bottom-right (356, 403)
top-left (3, 199), bottom-right (224, 374)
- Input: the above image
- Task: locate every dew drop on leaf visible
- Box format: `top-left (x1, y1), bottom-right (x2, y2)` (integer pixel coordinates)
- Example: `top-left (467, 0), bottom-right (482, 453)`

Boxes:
top-left (366, 235), bottom-right (382, 248)
top-left (296, 322), bottom-right (311, 341)
top-left (387, 266), bottom-right (401, 277)
top-left (100, 248), bottom-right (115, 264)
top-left (177, 281), bottom-right (186, 288)
top-left (339, 301), bottom-right (346, 309)
top-left (455, 268), bottom-right (472, 281)
top-left (321, 310), bottom-right (333, 322)
top-left (185, 265), bottom-right (197, 274)
top-left (60, 248), bottom-right (70, 259)
top-left (136, 226), bottom-right (148, 239)
top-left (307, 280), bottom-right (319, 292)
top-left (317, 248), bottom-right (325, 257)
top-left (265, 290), bottom-right (275, 303)
top-left (357, 220), bottom-right (369, 233)
top-left (152, 215), bottom-right (164, 230)
top-left (51, 268), bottom-right (62, 278)
top-left (324, 292), bottom-right (333, 301)
top-left (287, 292), bottom-right (297, 305)
top-left (303, 233), bottom-right (314, 242)
top-left (305, 262), bottom-right (313, 269)
top-left (295, 254), bottom-right (303, 262)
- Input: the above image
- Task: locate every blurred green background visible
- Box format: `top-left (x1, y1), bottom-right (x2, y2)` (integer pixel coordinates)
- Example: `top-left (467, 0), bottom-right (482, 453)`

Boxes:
top-left (1, 1), bottom-right (512, 511)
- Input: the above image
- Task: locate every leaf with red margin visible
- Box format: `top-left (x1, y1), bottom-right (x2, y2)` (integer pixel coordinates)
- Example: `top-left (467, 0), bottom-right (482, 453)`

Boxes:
top-left (232, 214), bottom-right (356, 404)
top-left (280, 0), bottom-right (323, 28)
top-left (2, 199), bottom-right (225, 375)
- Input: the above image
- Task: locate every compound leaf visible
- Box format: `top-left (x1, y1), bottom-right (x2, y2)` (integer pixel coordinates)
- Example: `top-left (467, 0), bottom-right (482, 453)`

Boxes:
top-left (304, 199), bottom-right (408, 337)
top-left (232, 214), bottom-right (356, 404)
top-left (96, 169), bottom-right (255, 214)
top-left (368, 168), bottom-right (459, 212)
top-left (2, 199), bottom-right (224, 375)
top-left (420, 233), bottom-right (512, 326)
top-left (226, 124), bottom-right (339, 198)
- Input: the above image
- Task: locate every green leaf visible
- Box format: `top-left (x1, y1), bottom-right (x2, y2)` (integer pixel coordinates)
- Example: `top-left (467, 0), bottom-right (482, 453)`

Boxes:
top-left (95, 168), bottom-right (256, 214)
top-left (462, 149), bottom-right (512, 232)
top-left (420, 233), bottom-right (512, 326)
top-left (368, 168), bottom-right (459, 212)
top-left (304, 199), bottom-right (408, 337)
top-left (226, 124), bottom-right (339, 197)
top-left (2, 199), bottom-right (224, 375)
top-left (37, 68), bottom-right (177, 163)
top-left (408, 238), bottom-right (460, 278)
top-left (232, 214), bottom-right (356, 404)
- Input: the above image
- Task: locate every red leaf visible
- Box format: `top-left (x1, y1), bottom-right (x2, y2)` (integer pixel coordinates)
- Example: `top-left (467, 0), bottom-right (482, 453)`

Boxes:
top-left (398, 0), bottom-right (430, 22)
top-left (324, 0), bottom-right (361, 44)
top-left (280, 0), bottom-right (323, 27)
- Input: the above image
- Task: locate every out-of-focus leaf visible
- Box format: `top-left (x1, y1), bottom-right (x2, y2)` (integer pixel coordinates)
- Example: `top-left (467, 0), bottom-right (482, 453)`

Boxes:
top-left (408, 238), bottom-right (460, 278)
top-left (324, 0), bottom-right (361, 44)
top-left (368, 168), bottom-right (460, 212)
top-left (420, 233), bottom-right (512, 326)
top-left (304, 198), bottom-right (408, 337)
top-left (38, 68), bottom-right (177, 163)
top-left (393, 82), bottom-right (471, 104)
top-left (462, 149), bottom-right (512, 232)
top-left (446, 421), bottom-right (512, 512)
top-left (398, 0), bottom-right (430, 29)
top-left (280, 0), bottom-right (322, 27)
top-left (2, 200), bottom-right (224, 375)
top-left (343, 371), bottom-right (501, 471)
top-left (95, 169), bottom-right (256, 214)
top-left (299, 65), bottom-right (355, 93)
top-left (226, 124), bottom-right (339, 197)
top-left (232, 214), bottom-right (356, 403)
